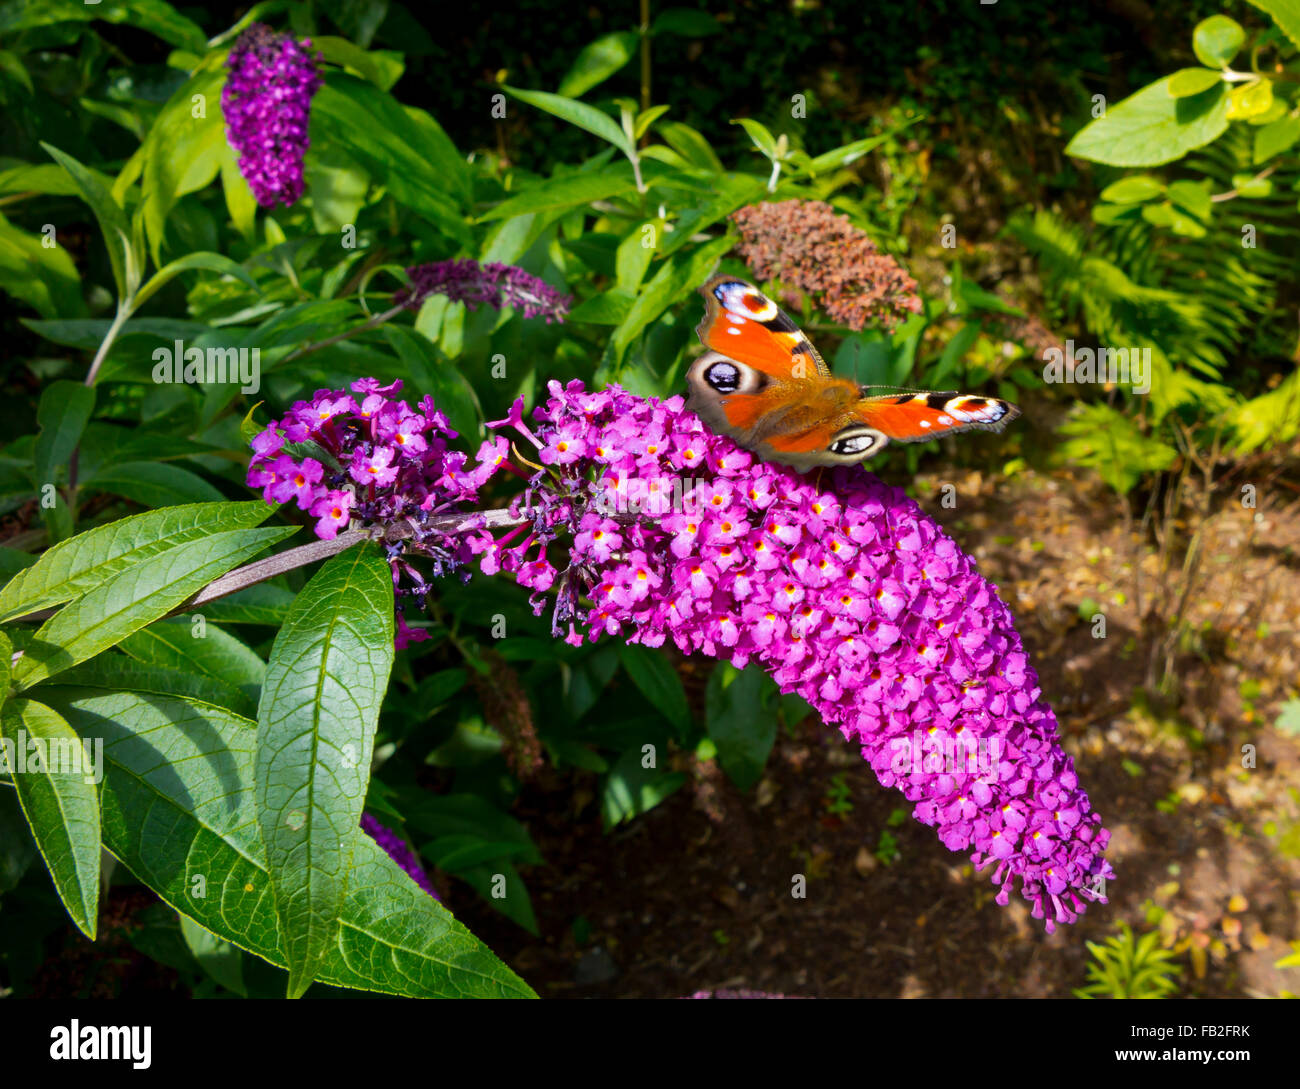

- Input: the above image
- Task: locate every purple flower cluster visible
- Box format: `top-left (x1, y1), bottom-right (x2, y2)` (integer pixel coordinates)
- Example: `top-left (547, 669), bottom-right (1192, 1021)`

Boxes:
top-left (222, 23), bottom-right (323, 207)
top-left (396, 259), bottom-right (571, 323)
top-left (471, 381), bottom-right (1113, 931)
top-left (245, 377), bottom-right (502, 645)
top-left (361, 814), bottom-right (439, 900)
top-left (244, 377), bottom-right (1113, 930)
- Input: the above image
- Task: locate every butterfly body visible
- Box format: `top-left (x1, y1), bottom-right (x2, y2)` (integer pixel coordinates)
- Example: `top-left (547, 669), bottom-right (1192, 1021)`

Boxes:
top-left (687, 274), bottom-right (1020, 470)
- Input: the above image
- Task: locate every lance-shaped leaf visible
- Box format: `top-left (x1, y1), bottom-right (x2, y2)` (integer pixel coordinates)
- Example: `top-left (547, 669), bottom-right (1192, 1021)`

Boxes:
top-left (41, 142), bottom-right (140, 300)
top-left (33, 380), bottom-right (95, 492)
top-left (0, 500), bottom-right (275, 623)
top-left (37, 687), bottom-right (533, 997)
top-left (12, 525), bottom-right (297, 690)
top-left (120, 620), bottom-right (265, 719)
top-left (57, 652), bottom-right (254, 717)
top-left (1, 698), bottom-right (102, 938)
top-left (255, 543), bottom-right (395, 998)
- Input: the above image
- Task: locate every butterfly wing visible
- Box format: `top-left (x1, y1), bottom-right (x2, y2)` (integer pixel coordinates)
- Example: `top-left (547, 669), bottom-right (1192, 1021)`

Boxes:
top-left (855, 392), bottom-right (1021, 442)
top-left (686, 275), bottom-right (1021, 470)
top-left (686, 349), bottom-right (885, 469)
top-left (695, 275), bottom-right (830, 380)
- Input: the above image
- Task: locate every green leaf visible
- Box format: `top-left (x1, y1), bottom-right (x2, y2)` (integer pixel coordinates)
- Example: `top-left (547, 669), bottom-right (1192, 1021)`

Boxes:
top-left (456, 861), bottom-right (539, 934)
top-left (634, 105), bottom-right (671, 141)
top-left (566, 644), bottom-right (620, 722)
top-left (179, 913), bottom-right (246, 995)
top-left (619, 644), bottom-right (691, 736)
top-left (1193, 15), bottom-right (1246, 66)
top-left (34, 380), bottom-right (95, 491)
top-left (80, 461), bottom-right (225, 508)
top-left (309, 74), bottom-right (469, 241)
top-left (1098, 174), bottom-right (1166, 203)
top-left (808, 122), bottom-right (919, 173)
top-left (120, 619), bottom-right (264, 718)
top-left (0, 162), bottom-right (113, 198)
top-left (40, 142), bottom-right (139, 300)
top-left (503, 85), bottom-right (634, 158)
top-left (56, 651), bottom-right (256, 717)
top-left (255, 544), bottom-right (395, 998)
top-left (651, 8), bottom-right (720, 36)
top-left (567, 289), bottom-right (634, 324)
top-left (133, 252), bottom-right (260, 312)
top-left (657, 121), bottom-right (724, 172)
top-left (0, 628), bottom-right (11, 696)
top-left (732, 117), bottom-right (779, 159)
top-left (0, 786), bottom-right (39, 894)
top-left (557, 31), bottom-right (638, 98)
top-left (220, 147), bottom-right (258, 240)
top-left (1, 698), bottom-right (101, 938)
top-left (1253, 114), bottom-right (1300, 162)
top-left (304, 144), bottom-right (371, 234)
top-left (1167, 179), bottom-right (1212, 221)
top-left (312, 36), bottom-right (404, 91)
top-left (658, 174), bottom-right (765, 257)
top-left (22, 315), bottom-right (211, 352)
top-left (1227, 79), bottom-right (1274, 120)
top-left (0, 548), bottom-right (37, 581)
top-left (705, 663), bottom-right (778, 791)
top-left (1276, 700), bottom-right (1300, 737)
top-left (1247, 0), bottom-right (1300, 51)
top-left (0, 500), bottom-right (274, 624)
top-left (607, 235), bottom-right (733, 366)
top-left (478, 166), bottom-right (640, 221)
top-left (0, 214), bottom-right (86, 319)
top-left (0, 0), bottom-right (207, 51)
top-left (37, 688), bottom-right (533, 997)
top-left (11, 524), bottom-right (296, 690)
top-left (380, 325), bottom-right (481, 440)
top-left (405, 794), bottom-right (543, 864)
top-left (195, 583), bottom-right (295, 626)
top-left (137, 68), bottom-right (226, 268)
top-left (0, 48), bottom-right (32, 94)
top-left (616, 227), bottom-right (655, 293)
top-left (1231, 170), bottom-right (1274, 197)
top-left (601, 745), bottom-right (686, 828)
top-left (1167, 68), bottom-right (1222, 98)
top-left (1065, 77), bottom-right (1229, 167)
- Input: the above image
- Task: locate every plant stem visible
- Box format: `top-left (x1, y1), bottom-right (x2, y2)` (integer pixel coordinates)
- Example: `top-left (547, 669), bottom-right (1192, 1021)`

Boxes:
top-left (181, 507), bottom-right (528, 612)
top-left (71, 296), bottom-right (135, 507)
top-left (639, 0), bottom-right (652, 115)
top-left (1210, 164), bottom-right (1278, 203)
top-left (85, 298), bottom-right (134, 388)
top-left (8, 507), bottom-right (531, 624)
top-left (278, 303), bottom-right (407, 366)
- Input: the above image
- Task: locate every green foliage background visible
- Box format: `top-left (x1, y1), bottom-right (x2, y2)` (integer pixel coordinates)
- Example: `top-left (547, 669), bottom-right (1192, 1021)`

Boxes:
top-left (0, 0), bottom-right (1296, 998)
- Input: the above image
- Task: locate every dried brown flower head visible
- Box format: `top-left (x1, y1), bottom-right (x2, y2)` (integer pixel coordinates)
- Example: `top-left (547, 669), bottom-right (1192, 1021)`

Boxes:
top-left (471, 655), bottom-right (544, 780)
top-left (729, 200), bottom-right (923, 332)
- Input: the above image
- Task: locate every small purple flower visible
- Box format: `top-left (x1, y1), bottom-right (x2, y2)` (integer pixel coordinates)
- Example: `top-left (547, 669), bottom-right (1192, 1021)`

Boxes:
top-left (361, 814), bottom-right (439, 900)
top-left (222, 24), bottom-right (323, 208)
top-left (396, 259), bottom-right (571, 323)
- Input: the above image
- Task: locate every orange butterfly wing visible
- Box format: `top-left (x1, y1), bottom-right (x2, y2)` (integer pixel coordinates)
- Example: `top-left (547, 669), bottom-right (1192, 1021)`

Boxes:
top-left (696, 274), bottom-right (829, 380)
top-left (856, 392), bottom-right (1021, 442)
top-left (687, 275), bottom-right (1020, 469)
